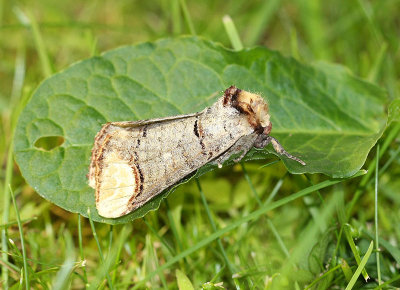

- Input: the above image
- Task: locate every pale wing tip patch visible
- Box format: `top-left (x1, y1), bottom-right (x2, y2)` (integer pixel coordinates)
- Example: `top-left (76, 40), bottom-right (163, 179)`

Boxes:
top-left (96, 195), bottom-right (132, 218)
top-left (95, 151), bottom-right (140, 218)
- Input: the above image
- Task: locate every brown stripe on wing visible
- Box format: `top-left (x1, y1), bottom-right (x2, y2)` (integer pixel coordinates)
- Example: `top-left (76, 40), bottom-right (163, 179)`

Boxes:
top-left (128, 152), bottom-right (144, 204)
top-left (88, 123), bottom-right (113, 186)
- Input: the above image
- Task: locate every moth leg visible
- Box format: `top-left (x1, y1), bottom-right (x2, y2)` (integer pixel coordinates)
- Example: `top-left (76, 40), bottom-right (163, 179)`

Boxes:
top-left (254, 135), bottom-right (306, 166)
top-left (214, 134), bottom-right (258, 168)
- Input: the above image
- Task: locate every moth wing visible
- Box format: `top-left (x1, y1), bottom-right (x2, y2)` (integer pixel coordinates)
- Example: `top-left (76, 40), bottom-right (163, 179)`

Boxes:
top-left (90, 111), bottom-right (204, 218)
top-left (111, 111), bottom-right (202, 128)
top-left (89, 111), bottom-right (202, 189)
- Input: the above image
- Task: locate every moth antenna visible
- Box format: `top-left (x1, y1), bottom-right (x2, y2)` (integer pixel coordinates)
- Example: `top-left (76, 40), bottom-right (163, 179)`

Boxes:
top-left (255, 135), bottom-right (305, 165)
top-left (269, 136), bottom-right (306, 165)
top-left (279, 149), bottom-right (306, 165)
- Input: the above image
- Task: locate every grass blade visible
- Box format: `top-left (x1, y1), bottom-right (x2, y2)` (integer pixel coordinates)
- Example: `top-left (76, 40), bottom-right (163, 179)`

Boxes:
top-left (373, 274), bottom-right (400, 289)
top-left (305, 264), bottom-right (341, 290)
top-left (244, 0), bottom-right (281, 45)
top-left (77, 214), bottom-right (88, 286)
top-left (368, 42), bottom-right (388, 82)
top-left (1, 140), bottom-right (14, 289)
top-left (241, 163), bottom-right (262, 206)
top-left (339, 258), bottom-right (353, 283)
top-left (282, 192), bottom-right (339, 278)
top-left (178, 0), bottom-right (196, 35)
top-left (264, 173), bottom-right (286, 205)
top-left (374, 145), bottom-right (381, 285)
top-left (144, 217), bottom-right (176, 256)
top-left (222, 15), bottom-right (243, 51)
top-left (343, 224), bottom-right (369, 281)
top-left (13, 8), bottom-right (53, 77)
top-left (196, 179), bottom-right (236, 275)
top-left (345, 241), bottom-right (374, 290)
top-left (52, 230), bottom-right (75, 290)
top-left (363, 230), bottom-right (400, 265)
top-left (165, 199), bottom-right (184, 253)
top-left (242, 163), bottom-right (291, 259)
top-left (347, 123), bottom-right (400, 217)
top-left (87, 208), bottom-right (114, 290)
top-left (266, 219), bottom-right (290, 259)
top-left (10, 185), bottom-right (30, 290)
top-left (171, 0), bottom-right (181, 35)
top-left (91, 224), bottom-right (131, 289)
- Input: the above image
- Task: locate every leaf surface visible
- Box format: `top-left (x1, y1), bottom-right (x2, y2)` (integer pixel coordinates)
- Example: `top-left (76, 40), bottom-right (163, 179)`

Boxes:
top-left (14, 37), bottom-right (387, 223)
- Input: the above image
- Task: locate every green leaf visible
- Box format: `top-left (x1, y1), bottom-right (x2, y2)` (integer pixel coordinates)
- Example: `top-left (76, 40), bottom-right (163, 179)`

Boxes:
top-left (176, 269), bottom-right (195, 290)
top-left (14, 37), bottom-right (387, 223)
top-left (308, 230), bottom-right (330, 275)
top-left (388, 99), bottom-right (400, 124)
top-left (340, 258), bottom-right (353, 283)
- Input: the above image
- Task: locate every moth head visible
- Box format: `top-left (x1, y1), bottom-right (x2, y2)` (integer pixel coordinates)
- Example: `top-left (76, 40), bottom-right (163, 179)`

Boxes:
top-left (224, 86), bottom-right (272, 134)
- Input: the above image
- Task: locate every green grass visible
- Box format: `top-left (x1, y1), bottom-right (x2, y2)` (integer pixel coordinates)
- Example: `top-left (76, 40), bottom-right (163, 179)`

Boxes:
top-left (1, 0), bottom-right (399, 288)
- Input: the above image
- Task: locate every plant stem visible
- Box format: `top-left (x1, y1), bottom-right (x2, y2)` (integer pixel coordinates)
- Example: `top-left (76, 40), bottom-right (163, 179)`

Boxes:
top-left (374, 145), bottom-right (381, 284)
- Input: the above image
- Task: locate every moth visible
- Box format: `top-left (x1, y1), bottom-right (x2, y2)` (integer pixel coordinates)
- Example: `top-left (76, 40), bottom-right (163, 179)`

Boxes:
top-left (88, 86), bottom-right (305, 218)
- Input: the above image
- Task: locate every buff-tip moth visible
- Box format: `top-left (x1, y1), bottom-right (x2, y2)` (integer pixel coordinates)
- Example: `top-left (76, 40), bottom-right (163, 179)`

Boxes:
top-left (88, 86), bottom-right (305, 218)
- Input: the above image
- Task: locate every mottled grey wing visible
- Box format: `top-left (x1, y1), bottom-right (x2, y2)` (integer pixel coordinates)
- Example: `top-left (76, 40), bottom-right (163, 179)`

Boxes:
top-left (89, 112), bottom-right (208, 218)
top-left (111, 112), bottom-right (202, 128)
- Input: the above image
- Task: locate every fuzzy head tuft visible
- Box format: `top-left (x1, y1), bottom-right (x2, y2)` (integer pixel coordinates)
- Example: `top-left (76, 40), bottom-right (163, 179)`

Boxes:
top-left (224, 86), bottom-right (271, 134)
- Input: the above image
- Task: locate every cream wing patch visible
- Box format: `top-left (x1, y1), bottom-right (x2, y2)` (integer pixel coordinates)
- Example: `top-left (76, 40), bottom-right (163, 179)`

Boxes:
top-left (96, 151), bottom-right (139, 218)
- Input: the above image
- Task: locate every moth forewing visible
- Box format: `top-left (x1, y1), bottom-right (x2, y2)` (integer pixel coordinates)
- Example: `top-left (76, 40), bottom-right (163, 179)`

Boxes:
top-left (88, 112), bottom-right (202, 190)
top-left (89, 86), bottom-right (305, 218)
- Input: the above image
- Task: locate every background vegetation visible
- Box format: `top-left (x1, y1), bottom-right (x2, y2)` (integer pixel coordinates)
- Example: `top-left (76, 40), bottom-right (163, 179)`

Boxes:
top-left (1, 0), bottom-right (399, 289)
